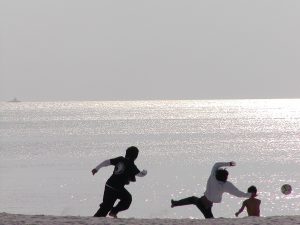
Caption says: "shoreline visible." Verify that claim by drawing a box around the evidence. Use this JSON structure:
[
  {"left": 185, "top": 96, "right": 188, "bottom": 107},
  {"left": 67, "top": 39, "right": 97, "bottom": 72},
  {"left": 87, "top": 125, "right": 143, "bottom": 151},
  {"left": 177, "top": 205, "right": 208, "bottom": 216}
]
[{"left": 1, "top": 213, "right": 300, "bottom": 225}]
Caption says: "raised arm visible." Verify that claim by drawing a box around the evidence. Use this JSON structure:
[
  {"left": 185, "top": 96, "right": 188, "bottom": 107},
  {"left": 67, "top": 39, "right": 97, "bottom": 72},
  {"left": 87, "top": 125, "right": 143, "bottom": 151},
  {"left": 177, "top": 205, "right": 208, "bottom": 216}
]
[
  {"left": 211, "top": 161, "right": 236, "bottom": 175},
  {"left": 91, "top": 159, "right": 111, "bottom": 175}
]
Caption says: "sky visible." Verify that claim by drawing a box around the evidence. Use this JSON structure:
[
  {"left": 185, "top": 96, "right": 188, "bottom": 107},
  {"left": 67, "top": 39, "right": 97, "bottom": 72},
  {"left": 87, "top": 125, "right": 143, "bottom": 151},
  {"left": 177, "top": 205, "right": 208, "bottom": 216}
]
[{"left": 0, "top": 0, "right": 300, "bottom": 102}]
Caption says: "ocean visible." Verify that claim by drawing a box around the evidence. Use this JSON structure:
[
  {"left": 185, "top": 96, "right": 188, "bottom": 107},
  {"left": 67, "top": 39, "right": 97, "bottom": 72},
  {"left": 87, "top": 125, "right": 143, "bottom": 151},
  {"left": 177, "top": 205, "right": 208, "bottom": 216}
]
[{"left": 0, "top": 99, "right": 299, "bottom": 219}]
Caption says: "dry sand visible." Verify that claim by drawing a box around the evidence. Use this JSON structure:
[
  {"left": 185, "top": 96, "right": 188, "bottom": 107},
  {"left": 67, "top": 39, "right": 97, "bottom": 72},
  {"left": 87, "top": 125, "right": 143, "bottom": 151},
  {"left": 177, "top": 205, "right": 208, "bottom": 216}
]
[{"left": 1, "top": 213, "right": 300, "bottom": 225}]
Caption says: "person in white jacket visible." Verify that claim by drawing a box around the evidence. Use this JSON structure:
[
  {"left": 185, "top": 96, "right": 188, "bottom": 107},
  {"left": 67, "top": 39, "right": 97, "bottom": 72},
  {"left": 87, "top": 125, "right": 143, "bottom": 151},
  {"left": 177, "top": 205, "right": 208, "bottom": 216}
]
[{"left": 171, "top": 161, "right": 253, "bottom": 218}]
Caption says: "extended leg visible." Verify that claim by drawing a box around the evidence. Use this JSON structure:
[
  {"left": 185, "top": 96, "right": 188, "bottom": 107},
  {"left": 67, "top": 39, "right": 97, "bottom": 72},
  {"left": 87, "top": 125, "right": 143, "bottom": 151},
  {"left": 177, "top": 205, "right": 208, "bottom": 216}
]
[
  {"left": 171, "top": 196, "right": 214, "bottom": 219},
  {"left": 171, "top": 196, "right": 199, "bottom": 207}
]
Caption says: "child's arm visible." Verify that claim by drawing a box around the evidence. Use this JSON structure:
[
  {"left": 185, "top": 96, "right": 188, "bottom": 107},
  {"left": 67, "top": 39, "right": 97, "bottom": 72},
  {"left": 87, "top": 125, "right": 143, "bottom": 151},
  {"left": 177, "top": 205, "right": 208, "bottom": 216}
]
[
  {"left": 235, "top": 201, "right": 246, "bottom": 217},
  {"left": 91, "top": 159, "right": 111, "bottom": 175}
]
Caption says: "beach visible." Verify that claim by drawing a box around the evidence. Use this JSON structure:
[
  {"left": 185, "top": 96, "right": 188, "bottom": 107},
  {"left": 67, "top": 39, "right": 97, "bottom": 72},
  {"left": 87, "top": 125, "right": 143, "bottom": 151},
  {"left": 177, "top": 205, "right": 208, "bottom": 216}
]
[{"left": 1, "top": 213, "right": 300, "bottom": 225}]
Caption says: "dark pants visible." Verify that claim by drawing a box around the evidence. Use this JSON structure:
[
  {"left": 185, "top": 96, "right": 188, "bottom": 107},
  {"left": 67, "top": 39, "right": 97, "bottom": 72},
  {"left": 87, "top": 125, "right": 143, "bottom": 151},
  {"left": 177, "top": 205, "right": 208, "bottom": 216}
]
[
  {"left": 172, "top": 196, "right": 214, "bottom": 218},
  {"left": 94, "top": 185, "right": 132, "bottom": 217}
]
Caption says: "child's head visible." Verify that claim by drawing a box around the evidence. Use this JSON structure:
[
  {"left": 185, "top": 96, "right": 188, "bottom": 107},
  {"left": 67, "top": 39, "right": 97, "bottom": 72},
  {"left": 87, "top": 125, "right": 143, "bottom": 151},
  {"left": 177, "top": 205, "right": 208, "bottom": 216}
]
[
  {"left": 216, "top": 169, "right": 229, "bottom": 182},
  {"left": 247, "top": 185, "right": 257, "bottom": 194},
  {"left": 125, "top": 146, "right": 139, "bottom": 161}
]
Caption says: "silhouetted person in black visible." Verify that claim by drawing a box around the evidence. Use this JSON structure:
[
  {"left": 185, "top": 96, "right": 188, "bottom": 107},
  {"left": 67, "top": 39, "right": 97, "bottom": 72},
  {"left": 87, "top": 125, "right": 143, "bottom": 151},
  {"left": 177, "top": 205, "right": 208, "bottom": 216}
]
[{"left": 92, "top": 146, "right": 147, "bottom": 218}]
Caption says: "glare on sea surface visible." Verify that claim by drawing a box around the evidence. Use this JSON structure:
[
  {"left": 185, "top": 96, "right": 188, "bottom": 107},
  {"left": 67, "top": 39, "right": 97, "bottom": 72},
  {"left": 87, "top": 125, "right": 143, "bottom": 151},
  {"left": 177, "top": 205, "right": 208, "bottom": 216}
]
[{"left": 0, "top": 99, "right": 299, "bottom": 218}]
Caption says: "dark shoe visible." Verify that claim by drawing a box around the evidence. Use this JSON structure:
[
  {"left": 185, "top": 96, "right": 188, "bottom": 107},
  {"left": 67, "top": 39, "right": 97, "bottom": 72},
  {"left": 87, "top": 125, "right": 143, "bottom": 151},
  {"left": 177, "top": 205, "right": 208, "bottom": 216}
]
[
  {"left": 109, "top": 212, "right": 118, "bottom": 218},
  {"left": 171, "top": 199, "right": 176, "bottom": 208}
]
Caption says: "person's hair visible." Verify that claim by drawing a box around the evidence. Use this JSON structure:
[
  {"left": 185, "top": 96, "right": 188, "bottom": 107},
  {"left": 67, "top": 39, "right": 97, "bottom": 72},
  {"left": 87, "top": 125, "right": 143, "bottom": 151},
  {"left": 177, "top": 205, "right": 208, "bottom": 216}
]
[
  {"left": 125, "top": 146, "right": 139, "bottom": 161},
  {"left": 247, "top": 185, "right": 257, "bottom": 194},
  {"left": 215, "top": 169, "right": 229, "bottom": 182}
]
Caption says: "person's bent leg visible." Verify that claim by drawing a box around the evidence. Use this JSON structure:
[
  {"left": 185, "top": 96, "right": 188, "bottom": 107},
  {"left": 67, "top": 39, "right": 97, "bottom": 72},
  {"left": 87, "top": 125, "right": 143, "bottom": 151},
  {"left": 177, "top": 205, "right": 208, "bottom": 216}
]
[
  {"left": 171, "top": 196, "right": 199, "bottom": 207},
  {"left": 109, "top": 188, "right": 132, "bottom": 217},
  {"left": 94, "top": 186, "right": 117, "bottom": 217},
  {"left": 195, "top": 196, "right": 214, "bottom": 219}
]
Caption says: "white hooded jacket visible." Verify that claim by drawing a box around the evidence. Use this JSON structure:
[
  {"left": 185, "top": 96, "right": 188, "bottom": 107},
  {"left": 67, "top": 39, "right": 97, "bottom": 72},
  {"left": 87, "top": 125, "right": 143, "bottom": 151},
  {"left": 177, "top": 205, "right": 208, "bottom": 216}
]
[{"left": 204, "top": 162, "right": 251, "bottom": 203}]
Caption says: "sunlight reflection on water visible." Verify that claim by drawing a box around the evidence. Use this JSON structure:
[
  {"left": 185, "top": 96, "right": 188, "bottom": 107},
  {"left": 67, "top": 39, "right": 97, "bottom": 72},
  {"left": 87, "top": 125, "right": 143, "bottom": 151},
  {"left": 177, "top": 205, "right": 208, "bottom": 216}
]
[{"left": 0, "top": 99, "right": 299, "bottom": 218}]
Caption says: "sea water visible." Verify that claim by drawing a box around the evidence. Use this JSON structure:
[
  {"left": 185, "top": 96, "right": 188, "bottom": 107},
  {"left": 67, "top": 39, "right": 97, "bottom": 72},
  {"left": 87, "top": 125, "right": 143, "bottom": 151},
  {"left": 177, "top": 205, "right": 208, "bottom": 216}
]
[{"left": 0, "top": 99, "right": 299, "bottom": 219}]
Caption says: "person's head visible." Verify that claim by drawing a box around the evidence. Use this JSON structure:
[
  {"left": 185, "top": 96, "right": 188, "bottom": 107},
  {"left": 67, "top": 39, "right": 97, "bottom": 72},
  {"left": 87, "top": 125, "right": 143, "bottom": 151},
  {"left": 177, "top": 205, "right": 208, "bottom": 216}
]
[
  {"left": 125, "top": 146, "right": 139, "bottom": 161},
  {"left": 247, "top": 186, "right": 257, "bottom": 194},
  {"left": 215, "top": 169, "right": 229, "bottom": 182}
]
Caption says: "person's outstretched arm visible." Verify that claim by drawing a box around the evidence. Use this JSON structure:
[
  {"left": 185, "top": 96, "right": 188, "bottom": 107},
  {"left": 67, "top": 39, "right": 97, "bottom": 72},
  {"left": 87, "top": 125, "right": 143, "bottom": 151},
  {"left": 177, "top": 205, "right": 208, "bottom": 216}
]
[
  {"left": 91, "top": 159, "right": 111, "bottom": 175},
  {"left": 225, "top": 182, "right": 252, "bottom": 198},
  {"left": 235, "top": 201, "right": 246, "bottom": 217},
  {"left": 136, "top": 169, "right": 147, "bottom": 177}
]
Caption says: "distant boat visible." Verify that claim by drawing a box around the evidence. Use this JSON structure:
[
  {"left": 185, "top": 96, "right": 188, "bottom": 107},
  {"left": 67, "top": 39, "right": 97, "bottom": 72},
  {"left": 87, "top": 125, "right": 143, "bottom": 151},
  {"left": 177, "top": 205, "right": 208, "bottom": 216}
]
[{"left": 8, "top": 97, "right": 21, "bottom": 102}]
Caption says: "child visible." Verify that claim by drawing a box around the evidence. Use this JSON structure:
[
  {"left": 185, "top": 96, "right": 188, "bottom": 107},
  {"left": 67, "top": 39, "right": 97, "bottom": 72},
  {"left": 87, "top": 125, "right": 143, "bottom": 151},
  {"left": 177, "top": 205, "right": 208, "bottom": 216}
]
[
  {"left": 92, "top": 146, "right": 147, "bottom": 218},
  {"left": 235, "top": 186, "right": 261, "bottom": 217},
  {"left": 171, "top": 161, "right": 253, "bottom": 218}
]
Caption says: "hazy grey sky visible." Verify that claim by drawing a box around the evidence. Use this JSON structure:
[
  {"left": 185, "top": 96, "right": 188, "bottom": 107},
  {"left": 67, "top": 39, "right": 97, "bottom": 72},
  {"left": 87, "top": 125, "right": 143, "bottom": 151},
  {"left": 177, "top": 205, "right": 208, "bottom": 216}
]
[{"left": 1, "top": 1, "right": 300, "bottom": 101}]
